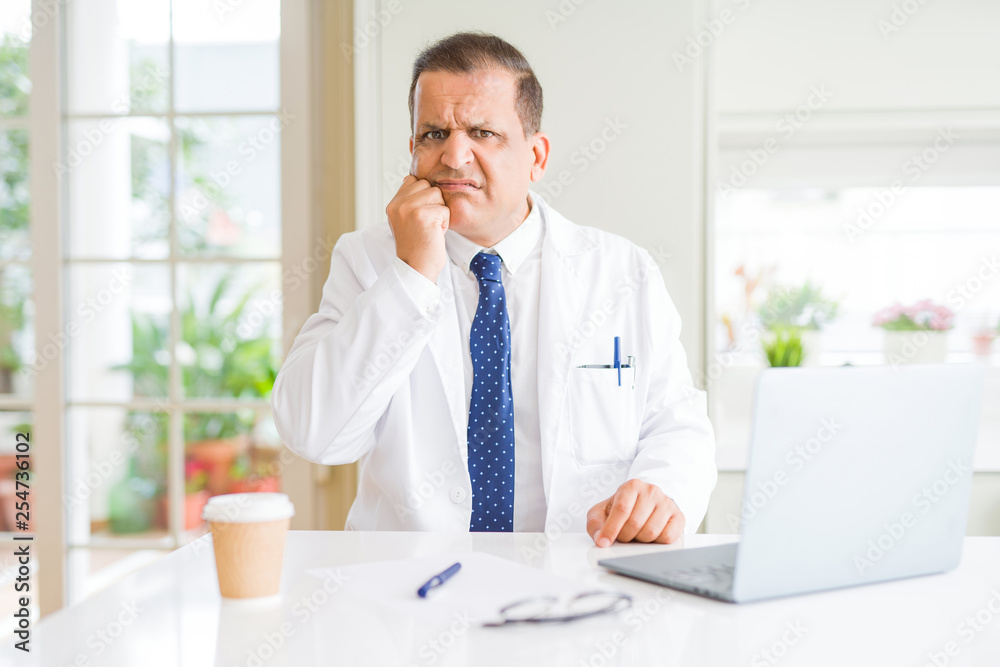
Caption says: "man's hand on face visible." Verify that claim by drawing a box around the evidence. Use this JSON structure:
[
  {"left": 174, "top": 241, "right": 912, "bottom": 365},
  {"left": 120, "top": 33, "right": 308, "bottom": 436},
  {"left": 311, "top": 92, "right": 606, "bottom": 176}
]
[
  {"left": 586, "top": 479, "right": 686, "bottom": 547},
  {"left": 386, "top": 175, "right": 450, "bottom": 283}
]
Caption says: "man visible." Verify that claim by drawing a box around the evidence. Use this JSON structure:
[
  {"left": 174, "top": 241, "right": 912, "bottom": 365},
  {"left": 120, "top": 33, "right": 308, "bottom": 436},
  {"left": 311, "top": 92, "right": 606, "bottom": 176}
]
[{"left": 272, "top": 32, "right": 716, "bottom": 546}]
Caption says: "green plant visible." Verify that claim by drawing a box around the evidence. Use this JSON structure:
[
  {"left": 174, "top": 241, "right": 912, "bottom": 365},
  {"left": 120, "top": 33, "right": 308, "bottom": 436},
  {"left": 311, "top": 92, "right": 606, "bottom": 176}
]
[
  {"left": 757, "top": 281, "right": 839, "bottom": 331},
  {"left": 0, "top": 36, "right": 31, "bottom": 384},
  {"left": 0, "top": 295, "right": 23, "bottom": 371},
  {"left": 180, "top": 272, "right": 279, "bottom": 401},
  {"left": 108, "top": 457, "right": 157, "bottom": 534},
  {"left": 0, "top": 264, "right": 28, "bottom": 358},
  {"left": 9, "top": 422, "right": 30, "bottom": 436},
  {"left": 113, "top": 415, "right": 169, "bottom": 495},
  {"left": 0, "top": 34, "right": 30, "bottom": 117},
  {"left": 113, "top": 270, "right": 279, "bottom": 443},
  {"left": 0, "top": 270, "right": 27, "bottom": 395},
  {"left": 763, "top": 328, "right": 805, "bottom": 367}
]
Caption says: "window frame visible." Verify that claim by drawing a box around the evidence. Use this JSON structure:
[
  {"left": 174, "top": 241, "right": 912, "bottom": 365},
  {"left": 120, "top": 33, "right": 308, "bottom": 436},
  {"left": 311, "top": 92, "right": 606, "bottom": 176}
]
[{"left": 22, "top": 0, "right": 317, "bottom": 615}]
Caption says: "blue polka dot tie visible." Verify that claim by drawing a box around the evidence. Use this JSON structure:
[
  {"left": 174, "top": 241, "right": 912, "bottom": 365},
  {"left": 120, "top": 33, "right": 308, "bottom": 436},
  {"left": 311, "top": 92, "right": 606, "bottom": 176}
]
[{"left": 467, "top": 252, "right": 515, "bottom": 532}]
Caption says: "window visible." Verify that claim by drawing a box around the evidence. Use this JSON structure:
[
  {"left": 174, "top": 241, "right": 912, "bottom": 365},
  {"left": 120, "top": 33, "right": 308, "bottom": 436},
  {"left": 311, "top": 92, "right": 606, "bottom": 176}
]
[
  {"left": 56, "top": 0, "right": 288, "bottom": 604},
  {"left": 0, "top": 0, "right": 36, "bottom": 623},
  {"left": 709, "top": 146, "right": 1000, "bottom": 471}
]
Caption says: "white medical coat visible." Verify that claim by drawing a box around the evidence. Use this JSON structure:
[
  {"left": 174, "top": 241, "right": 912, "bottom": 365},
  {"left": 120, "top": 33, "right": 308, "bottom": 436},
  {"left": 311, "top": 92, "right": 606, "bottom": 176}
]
[{"left": 271, "top": 191, "right": 717, "bottom": 534}]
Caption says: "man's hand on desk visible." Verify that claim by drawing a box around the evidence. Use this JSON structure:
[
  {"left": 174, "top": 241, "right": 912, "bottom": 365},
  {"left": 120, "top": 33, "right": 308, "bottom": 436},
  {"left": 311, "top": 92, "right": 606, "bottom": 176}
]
[
  {"left": 386, "top": 175, "right": 450, "bottom": 283},
  {"left": 586, "top": 479, "right": 685, "bottom": 547}
]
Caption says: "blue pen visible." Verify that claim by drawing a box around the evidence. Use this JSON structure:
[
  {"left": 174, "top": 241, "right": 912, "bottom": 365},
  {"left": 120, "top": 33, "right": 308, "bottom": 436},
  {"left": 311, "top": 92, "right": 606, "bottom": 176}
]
[
  {"left": 614, "top": 336, "right": 621, "bottom": 387},
  {"left": 417, "top": 562, "right": 462, "bottom": 598}
]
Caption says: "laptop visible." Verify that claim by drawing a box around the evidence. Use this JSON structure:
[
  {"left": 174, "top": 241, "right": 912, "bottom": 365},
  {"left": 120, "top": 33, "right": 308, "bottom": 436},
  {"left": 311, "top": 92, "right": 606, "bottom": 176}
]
[{"left": 598, "top": 364, "right": 984, "bottom": 603}]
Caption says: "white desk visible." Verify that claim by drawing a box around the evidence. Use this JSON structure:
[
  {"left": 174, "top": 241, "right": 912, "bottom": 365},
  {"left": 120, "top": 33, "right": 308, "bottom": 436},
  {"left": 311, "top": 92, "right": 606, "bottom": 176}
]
[{"left": 12, "top": 532, "right": 1000, "bottom": 666}]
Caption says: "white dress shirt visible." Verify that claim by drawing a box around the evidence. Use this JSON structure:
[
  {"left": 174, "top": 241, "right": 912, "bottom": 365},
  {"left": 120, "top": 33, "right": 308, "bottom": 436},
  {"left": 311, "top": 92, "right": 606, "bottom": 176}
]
[{"left": 392, "top": 194, "right": 547, "bottom": 531}]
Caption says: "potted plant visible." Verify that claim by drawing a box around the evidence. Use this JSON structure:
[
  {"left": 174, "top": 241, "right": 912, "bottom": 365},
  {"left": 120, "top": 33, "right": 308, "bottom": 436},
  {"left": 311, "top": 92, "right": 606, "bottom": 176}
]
[
  {"left": 762, "top": 327, "right": 805, "bottom": 368},
  {"left": 184, "top": 415, "right": 252, "bottom": 495},
  {"left": 970, "top": 318, "right": 997, "bottom": 358},
  {"left": 873, "top": 300, "right": 954, "bottom": 365},
  {"left": 112, "top": 270, "right": 280, "bottom": 502},
  {"left": 757, "top": 281, "right": 839, "bottom": 366}
]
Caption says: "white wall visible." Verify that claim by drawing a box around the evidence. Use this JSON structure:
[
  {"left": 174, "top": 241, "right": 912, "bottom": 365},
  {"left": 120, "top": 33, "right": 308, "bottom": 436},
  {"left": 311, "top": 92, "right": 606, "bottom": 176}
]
[
  {"left": 711, "top": 0, "right": 1000, "bottom": 187},
  {"left": 360, "top": 0, "right": 709, "bottom": 368},
  {"left": 713, "top": 0, "right": 1000, "bottom": 114}
]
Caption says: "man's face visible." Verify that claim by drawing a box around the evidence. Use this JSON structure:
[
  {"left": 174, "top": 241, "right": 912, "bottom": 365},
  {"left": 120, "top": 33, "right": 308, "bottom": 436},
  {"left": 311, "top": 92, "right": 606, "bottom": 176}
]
[{"left": 409, "top": 69, "right": 547, "bottom": 242}]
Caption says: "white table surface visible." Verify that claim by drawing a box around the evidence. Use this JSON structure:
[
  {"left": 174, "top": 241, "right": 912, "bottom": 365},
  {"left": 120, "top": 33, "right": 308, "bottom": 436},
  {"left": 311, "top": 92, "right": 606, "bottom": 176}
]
[{"left": 11, "top": 531, "right": 1000, "bottom": 666}]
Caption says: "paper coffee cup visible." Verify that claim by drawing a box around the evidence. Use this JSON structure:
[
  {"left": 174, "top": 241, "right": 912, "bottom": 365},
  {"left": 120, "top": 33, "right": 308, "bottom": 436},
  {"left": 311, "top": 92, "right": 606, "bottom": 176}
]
[{"left": 202, "top": 493, "right": 295, "bottom": 599}]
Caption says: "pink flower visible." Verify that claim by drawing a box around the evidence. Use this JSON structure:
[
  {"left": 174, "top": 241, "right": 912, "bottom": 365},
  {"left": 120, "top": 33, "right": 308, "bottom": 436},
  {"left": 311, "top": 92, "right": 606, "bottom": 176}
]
[
  {"left": 185, "top": 459, "right": 210, "bottom": 479},
  {"left": 874, "top": 300, "right": 955, "bottom": 331},
  {"left": 928, "top": 306, "right": 955, "bottom": 330}
]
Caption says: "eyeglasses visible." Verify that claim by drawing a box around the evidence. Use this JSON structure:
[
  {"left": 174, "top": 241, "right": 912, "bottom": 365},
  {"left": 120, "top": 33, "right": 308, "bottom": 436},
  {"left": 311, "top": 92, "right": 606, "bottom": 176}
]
[{"left": 481, "top": 590, "right": 633, "bottom": 627}]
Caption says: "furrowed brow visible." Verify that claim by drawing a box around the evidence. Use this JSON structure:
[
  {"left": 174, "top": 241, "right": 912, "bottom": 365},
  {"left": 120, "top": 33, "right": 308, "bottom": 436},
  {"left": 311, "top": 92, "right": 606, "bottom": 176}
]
[{"left": 416, "top": 119, "right": 492, "bottom": 134}]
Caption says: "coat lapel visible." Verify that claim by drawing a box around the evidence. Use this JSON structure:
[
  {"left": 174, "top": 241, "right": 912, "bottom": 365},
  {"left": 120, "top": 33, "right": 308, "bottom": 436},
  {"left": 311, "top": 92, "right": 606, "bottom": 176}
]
[
  {"left": 423, "top": 263, "right": 469, "bottom": 463},
  {"left": 534, "top": 193, "right": 599, "bottom": 503}
]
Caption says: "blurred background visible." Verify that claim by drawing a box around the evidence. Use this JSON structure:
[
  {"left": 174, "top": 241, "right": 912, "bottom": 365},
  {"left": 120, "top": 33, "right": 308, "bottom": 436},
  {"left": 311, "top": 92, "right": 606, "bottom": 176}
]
[{"left": 0, "top": 0, "right": 997, "bottom": 622}]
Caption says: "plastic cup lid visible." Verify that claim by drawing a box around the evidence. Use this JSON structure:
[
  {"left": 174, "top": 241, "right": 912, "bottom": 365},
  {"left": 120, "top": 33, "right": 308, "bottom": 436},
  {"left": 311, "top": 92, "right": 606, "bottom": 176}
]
[{"left": 202, "top": 492, "right": 295, "bottom": 524}]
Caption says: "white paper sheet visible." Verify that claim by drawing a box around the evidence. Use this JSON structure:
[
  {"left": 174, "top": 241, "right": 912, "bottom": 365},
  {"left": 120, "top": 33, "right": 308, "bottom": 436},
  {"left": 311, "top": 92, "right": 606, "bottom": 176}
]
[{"left": 305, "top": 552, "right": 613, "bottom": 624}]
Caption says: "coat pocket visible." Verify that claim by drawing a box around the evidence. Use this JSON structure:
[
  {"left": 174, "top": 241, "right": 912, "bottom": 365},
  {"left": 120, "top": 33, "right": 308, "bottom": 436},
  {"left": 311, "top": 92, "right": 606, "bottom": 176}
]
[{"left": 566, "top": 366, "right": 638, "bottom": 468}]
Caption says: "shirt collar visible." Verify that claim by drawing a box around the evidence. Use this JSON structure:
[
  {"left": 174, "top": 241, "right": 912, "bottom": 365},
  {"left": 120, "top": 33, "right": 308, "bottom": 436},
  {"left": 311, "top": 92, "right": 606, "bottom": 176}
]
[{"left": 446, "top": 193, "right": 543, "bottom": 278}]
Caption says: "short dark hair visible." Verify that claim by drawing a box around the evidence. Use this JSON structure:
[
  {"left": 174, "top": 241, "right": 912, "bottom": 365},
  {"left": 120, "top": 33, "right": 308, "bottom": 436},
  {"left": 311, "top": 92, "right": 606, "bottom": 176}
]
[{"left": 408, "top": 31, "right": 543, "bottom": 138}]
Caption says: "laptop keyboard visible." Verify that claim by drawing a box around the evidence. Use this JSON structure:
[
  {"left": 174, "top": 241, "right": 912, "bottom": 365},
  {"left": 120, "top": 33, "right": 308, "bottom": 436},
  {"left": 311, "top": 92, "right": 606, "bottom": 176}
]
[{"left": 664, "top": 564, "right": 735, "bottom": 589}]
